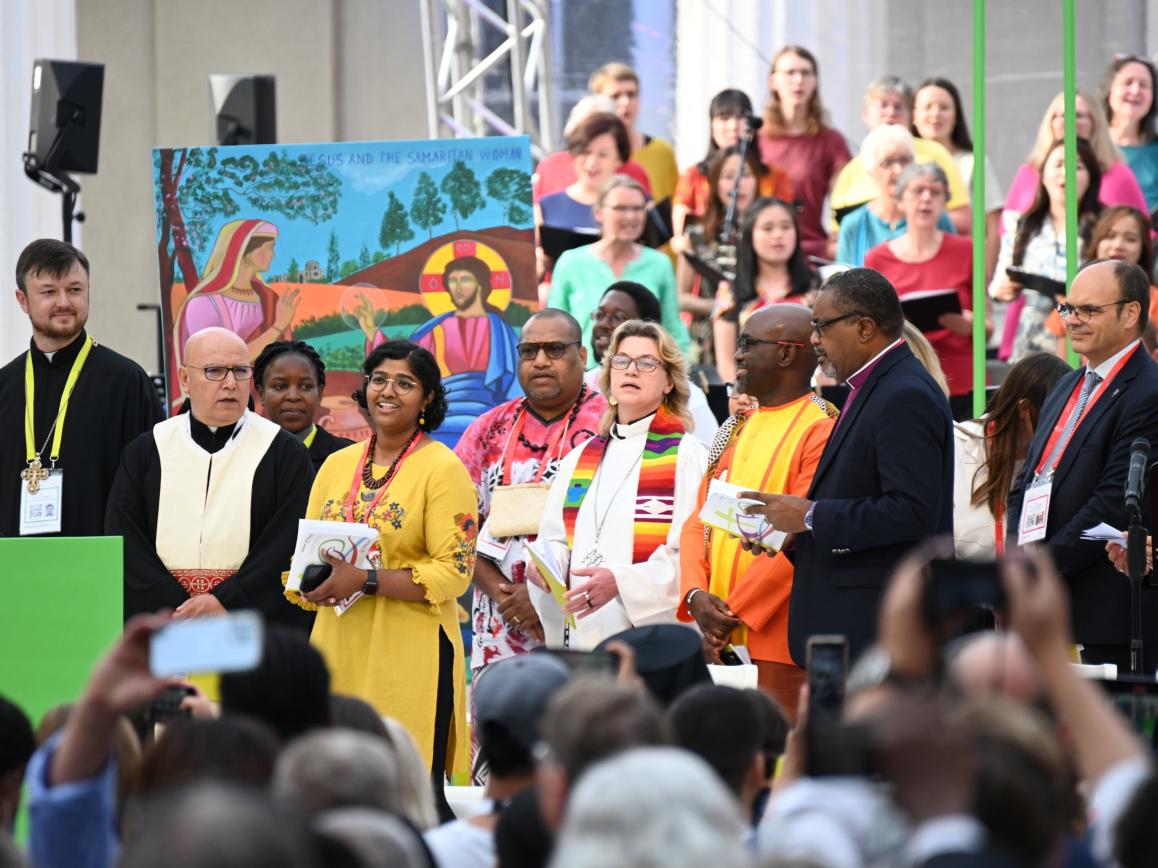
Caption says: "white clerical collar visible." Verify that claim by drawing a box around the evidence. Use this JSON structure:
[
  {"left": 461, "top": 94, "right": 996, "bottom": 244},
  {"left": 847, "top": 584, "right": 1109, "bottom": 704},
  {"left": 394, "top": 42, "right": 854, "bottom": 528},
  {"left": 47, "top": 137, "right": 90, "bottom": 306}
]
[
  {"left": 611, "top": 411, "right": 656, "bottom": 439},
  {"left": 845, "top": 338, "right": 904, "bottom": 390},
  {"left": 1089, "top": 339, "right": 1140, "bottom": 380}
]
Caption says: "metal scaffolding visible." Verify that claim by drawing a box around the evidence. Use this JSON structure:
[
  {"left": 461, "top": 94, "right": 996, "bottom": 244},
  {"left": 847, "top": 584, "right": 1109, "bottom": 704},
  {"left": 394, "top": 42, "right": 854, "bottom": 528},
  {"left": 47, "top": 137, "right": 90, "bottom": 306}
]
[{"left": 418, "top": 0, "right": 556, "bottom": 158}]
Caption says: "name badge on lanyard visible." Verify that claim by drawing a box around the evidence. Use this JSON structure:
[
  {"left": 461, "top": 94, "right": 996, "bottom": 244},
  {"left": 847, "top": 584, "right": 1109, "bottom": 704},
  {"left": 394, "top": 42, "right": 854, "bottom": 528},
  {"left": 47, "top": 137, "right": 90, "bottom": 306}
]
[
  {"left": 1017, "top": 476, "right": 1052, "bottom": 545},
  {"left": 20, "top": 469, "right": 63, "bottom": 535}
]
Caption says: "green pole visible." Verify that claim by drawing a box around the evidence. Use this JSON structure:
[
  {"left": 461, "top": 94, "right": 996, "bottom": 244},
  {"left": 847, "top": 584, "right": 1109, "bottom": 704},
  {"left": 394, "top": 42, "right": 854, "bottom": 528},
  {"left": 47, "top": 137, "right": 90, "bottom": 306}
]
[
  {"left": 971, "top": 0, "right": 987, "bottom": 419},
  {"left": 1063, "top": 0, "right": 1080, "bottom": 367}
]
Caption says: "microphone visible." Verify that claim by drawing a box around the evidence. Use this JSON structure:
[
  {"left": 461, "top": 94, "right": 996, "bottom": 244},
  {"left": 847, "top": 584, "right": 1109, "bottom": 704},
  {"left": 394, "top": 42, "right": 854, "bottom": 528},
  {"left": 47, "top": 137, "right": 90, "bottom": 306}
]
[{"left": 1125, "top": 437, "right": 1151, "bottom": 517}]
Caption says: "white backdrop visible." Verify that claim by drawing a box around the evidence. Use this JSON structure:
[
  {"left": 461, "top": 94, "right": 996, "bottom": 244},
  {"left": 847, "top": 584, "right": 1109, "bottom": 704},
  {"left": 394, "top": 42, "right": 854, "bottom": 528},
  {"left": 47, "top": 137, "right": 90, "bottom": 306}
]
[{"left": 0, "top": 0, "right": 79, "bottom": 361}]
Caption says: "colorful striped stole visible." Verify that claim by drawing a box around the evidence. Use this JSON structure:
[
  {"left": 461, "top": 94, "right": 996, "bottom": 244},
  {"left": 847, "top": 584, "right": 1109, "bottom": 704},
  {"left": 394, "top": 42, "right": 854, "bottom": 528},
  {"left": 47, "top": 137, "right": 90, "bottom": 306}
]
[{"left": 562, "top": 407, "right": 686, "bottom": 565}]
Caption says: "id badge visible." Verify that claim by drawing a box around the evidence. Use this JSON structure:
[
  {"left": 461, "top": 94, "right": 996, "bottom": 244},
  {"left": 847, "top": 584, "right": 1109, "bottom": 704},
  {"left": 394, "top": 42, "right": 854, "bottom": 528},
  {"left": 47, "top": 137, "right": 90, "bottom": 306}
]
[
  {"left": 20, "top": 470, "right": 63, "bottom": 536},
  {"left": 1017, "top": 477, "right": 1052, "bottom": 546},
  {"left": 476, "top": 520, "right": 514, "bottom": 562}
]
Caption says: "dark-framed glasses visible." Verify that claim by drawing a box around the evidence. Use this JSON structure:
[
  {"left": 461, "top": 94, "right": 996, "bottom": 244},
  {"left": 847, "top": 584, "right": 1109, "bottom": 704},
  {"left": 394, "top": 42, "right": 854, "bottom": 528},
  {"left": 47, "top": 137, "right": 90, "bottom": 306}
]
[
  {"left": 737, "top": 334, "right": 806, "bottom": 352},
  {"left": 610, "top": 353, "right": 664, "bottom": 374},
  {"left": 187, "top": 364, "right": 253, "bottom": 382},
  {"left": 1055, "top": 300, "right": 1132, "bottom": 323},
  {"left": 810, "top": 312, "right": 865, "bottom": 337},
  {"left": 517, "top": 341, "right": 581, "bottom": 361},
  {"left": 365, "top": 372, "right": 417, "bottom": 394}
]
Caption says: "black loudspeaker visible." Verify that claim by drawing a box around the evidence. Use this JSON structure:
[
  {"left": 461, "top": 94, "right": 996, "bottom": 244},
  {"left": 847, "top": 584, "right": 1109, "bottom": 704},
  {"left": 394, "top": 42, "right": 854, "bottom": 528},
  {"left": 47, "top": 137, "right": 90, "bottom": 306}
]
[
  {"left": 209, "top": 74, "right": 276, "bottom": 146},
  {"left": 27, "top": 59, "right": 104, "bottom": 174}
]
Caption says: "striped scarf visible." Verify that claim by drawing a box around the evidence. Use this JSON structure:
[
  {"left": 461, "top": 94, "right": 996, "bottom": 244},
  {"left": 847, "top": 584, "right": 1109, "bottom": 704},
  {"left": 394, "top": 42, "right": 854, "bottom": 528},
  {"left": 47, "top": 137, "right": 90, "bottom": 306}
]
[{"left": 562, "top": 407, "right": 686, "bottom": 565}]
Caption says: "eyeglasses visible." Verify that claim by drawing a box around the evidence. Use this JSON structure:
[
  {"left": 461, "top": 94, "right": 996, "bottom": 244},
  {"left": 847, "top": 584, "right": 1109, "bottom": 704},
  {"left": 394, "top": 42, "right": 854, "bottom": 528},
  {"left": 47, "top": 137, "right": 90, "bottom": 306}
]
[
  {"left": 1055, "top": 300, "right": 1133, "bottom": 323},
  {"left": 610, "top": 353, "right": 664, "bottom": 374},
  {"left": 810, "top": 312, "right": 865, "bottom": 336},
  {"left": 517, "top": 341, "right": 581, "bottom": 361},
  {"left": 737, "top": 334, "right": 806, "bottom": 352},
  {"left": 592, "top": 307, "right": 631, "bottom": 326},
  {"left": 186, "top": 365, "right": 253, "bottom": 381},
  {"left": 365, "top": 372, "right": 418, "bottom": 394}
]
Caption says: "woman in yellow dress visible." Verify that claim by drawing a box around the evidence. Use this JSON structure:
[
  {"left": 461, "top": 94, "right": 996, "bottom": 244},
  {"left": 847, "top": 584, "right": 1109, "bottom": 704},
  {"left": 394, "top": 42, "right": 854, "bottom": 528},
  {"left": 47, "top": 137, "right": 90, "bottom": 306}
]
[{"left": 293, "top": 339, "right": 477, "bottom": 807}]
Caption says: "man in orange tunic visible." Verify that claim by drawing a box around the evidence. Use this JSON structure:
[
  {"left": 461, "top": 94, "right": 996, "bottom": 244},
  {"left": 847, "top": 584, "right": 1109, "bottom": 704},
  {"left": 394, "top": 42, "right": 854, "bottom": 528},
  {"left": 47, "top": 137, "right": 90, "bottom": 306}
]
[{"left": 678, "top": 305, "right": 835, "bottom": 717}]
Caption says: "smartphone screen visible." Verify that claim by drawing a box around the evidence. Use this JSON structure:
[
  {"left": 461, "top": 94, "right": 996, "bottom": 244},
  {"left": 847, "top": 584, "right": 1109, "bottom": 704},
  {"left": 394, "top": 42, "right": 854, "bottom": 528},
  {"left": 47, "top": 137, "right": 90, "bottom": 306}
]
[
  {"left": 150, "top": 610, "right": 264, "bottom": 677},
  {"left": 806, "top": 635, "right": 848, "bottom": 720},
  {"left": 1099, "top": 677, "right": 1158, "bottom": 750},
  {"left": 924, "top": 559, "right": 1006, "bottom": 624}
]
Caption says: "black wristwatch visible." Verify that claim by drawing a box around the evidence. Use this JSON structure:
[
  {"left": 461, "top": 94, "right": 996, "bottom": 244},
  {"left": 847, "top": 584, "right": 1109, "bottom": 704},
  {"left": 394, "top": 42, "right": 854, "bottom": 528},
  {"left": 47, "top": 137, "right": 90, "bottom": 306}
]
[{"left": 362, "top": 569, "right": 379, "bottom": 597}]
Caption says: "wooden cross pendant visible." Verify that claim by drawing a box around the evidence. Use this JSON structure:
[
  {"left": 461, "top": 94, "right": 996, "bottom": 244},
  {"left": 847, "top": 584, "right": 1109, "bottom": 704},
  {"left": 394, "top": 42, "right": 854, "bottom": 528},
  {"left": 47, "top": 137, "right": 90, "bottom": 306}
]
[{"left": 21, "top": 459, "right": 48, "bottom": 494}]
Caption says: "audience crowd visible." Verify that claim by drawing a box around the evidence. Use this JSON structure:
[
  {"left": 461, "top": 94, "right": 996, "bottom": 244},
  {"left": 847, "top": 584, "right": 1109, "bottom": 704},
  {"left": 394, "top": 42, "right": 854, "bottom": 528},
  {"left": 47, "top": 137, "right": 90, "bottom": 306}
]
[{"left": 7, "top": 46, "right": 1158, "bottom": 868}]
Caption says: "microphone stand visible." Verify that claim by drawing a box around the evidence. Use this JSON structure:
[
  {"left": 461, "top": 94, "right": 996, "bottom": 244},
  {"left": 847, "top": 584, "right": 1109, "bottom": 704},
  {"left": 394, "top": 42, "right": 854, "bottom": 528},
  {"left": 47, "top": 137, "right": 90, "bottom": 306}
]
[{"left": 1127, "top": 502, "right": 1146, "bottom": 675}]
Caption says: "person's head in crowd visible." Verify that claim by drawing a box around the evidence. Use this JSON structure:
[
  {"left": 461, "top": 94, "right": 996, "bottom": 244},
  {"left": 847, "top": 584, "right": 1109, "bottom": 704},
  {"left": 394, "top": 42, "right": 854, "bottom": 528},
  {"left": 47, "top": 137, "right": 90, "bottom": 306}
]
[
  {"left": 744, "top": 688, "right": 790, "bottom": 781},
  {"left": 550, "top": 747, "right": 751, "bottom": 868},
  {"left": 1014, "top": 138, "right": 1102, "bottom": 268},
  {"left": 564, "top": 113, "right": 631, "bottom": 200},
  {"left": 597, "top": 319, "right": 693, "bottom": 435},
  {"left": 590, "top": 281, "right": 662, "bottom": 365},
  {"left": 1064, "top": 259, "right": 1149, "bottom": 366},
  {"left": 735, "top": 197, "right": 815, "bottom": 311},
  {"left": 901, "top": 320, "right": 950, "bottom": 397},
  {"left": 588, "top": 62, "right": 642, "bottom": 135},
  {"left": 273, "top": 729, "right": 403, "bottom": 818},
  {"left": 474, "top": 654, "right": 570, "bottom": 796},
  {"left": 764, "top": 45, "right": 828, "bottom": 136},
  {"left": 947, "top": 633, "right": 1044, "bottom": 705},
  {"left": 861, "top": 75, "right": 913, "bottom": 130},
  {"left": 561, "top": 94, "right": 617, "bottom": 139},
  {"left": 1083, "top": 205, "right": 1155, "bottom": 277},
  {"left": 254, "top": 339, "right": 328, "bottom": 435},
  {"left": 966, "top": 352, "right": 1071, "bottom": 520},
  {"left": 596, "top": 625, "right": 712, "bottom": 707},
  {"left": 911, "top": 77, "right": 973, "bottom": 153},
  {"left": 702, "top": 144, "right": 765, "bottom": 242},
  {"left": 218, "top": 626, "right": 331, "bottom": 745},
  {"left": 1115, "top": 771, "right": 1158, "bottom": 868},
  {"left": 701, "top": 88, "right": 757, "bottom": 165},
  {"left": 734, "top": 304, "right": 816, "bottom": 406},
  {"left": 860, "top": 124, "right": 915, "bottom": 206},
  {"left": 352, "top": 340, "right": 447, "bottom": 436},
  {"left": 537, "top": 677, "right": 671, "bottom": 831},
  {"left": 894, "top": 161, "right": 950, "bottom": 234},
  {"left": 330, "top": 693, "right": 390, "bottom": 740},
  {"left": 1103, "top": 54, "right": 1158, "bottom": 145},
  {"left": 669, "top": 685, "right": 765, "bottom": 821},
  {"left": 379, "top": 717, "right": 439, "bottom": 831},
  {"left": 121, "top": 782, "right": 320, "bottom": 868},
  {"left": 594, "top": 174, "right": 648, "bottom": 246},
  {"left": 810, "top": 267, "right": 905, "bottom": 382},
  {"left": 960, "top": 699, "right": 1072, "bottom": 867},
  {"left": 314, "top": 808, "right": 435, "bottom": 868},
  {"left": 0, "top": 696, "right": 34, "bottom": 833},
  {"left": 1028, "top": 90, "right": 1120, "bottom": 172},
  {"left": 14, "top": 238, "right": 90, "bottom": 350},
  {"left": 179, "top": 327, "right": 252, "bottom": 427},
  {"left": 517, "top": 308, "right": 587, "bottom": 417},
  {"left": 133, "top": 716, "right": 280, "bottom": 799}
]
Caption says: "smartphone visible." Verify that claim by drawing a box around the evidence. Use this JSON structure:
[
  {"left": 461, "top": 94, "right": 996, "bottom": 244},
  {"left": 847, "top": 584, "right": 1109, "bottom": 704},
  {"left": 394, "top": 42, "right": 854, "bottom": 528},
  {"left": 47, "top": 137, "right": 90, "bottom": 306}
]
[
  {"left": 1098, "top": 676, "right": 1158, "bottom": 750},
  {"left": 539, "top": 648, "right": 618, "bottom": 677},
  {"left": 806, "top": 635, "right": 849, "bottom": 722},
  {"left": 150, "top": 610, "right": 264, "bottom": 677},
  {"left": 300, "top": 563, "right": 332, "bottom": 594},
  {"left": 923, "top": 559, "right": 1006, "bottom": 626}
]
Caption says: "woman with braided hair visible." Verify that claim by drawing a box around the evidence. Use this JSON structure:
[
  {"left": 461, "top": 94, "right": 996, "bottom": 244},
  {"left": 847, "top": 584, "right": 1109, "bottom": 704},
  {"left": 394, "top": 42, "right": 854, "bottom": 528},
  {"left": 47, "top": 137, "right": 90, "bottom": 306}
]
[{"left": 254, "top": 340, "right": 354, "bottom": 471}]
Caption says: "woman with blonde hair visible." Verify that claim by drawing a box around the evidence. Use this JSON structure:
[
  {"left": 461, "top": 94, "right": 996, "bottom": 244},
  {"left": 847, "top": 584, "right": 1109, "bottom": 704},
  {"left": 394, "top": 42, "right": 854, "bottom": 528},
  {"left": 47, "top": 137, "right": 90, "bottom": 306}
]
[
  {"left": 1002, "top": 90, "right": 1146, "bottom": 225},
  {"left": 528, "top": 320, "right": 708, "bottom": 649}
]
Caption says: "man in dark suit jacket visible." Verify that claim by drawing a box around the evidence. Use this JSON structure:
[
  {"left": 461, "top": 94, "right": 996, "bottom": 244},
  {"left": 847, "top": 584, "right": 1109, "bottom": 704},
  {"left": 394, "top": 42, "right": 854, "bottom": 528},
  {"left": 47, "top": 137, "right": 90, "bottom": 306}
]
[
  {"left": 743, "top": 268, "right": 954, "bottom": 665},
  {"left": 1008, "top": 259, "right": 1158, "bottom": 671}
]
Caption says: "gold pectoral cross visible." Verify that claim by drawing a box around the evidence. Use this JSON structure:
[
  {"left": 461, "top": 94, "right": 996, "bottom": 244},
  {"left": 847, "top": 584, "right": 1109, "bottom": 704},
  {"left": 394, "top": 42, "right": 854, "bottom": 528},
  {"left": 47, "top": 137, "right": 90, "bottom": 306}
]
[{"left": 21, "top": 458, "right": 48, "bottom": 494}]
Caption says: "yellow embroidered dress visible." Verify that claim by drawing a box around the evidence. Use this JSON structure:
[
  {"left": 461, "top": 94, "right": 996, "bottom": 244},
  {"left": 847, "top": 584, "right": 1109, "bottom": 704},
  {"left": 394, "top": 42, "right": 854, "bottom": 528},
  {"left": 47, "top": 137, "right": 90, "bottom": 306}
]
[{"left": 304, "top": 439, "right": 477, "bottom": 777}]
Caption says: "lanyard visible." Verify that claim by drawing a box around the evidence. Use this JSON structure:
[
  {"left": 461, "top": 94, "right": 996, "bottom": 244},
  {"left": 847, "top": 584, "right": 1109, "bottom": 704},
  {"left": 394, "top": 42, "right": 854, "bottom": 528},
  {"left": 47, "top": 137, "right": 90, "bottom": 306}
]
[
  {"left": 24, "top": 335, "right": 94, "bottom": 464},
  {"left": 303, "top": 425, "right": 318, "bottom": 449},
  {"left": 1034, "top": 345, "right": 1137, "bottom": 478},
  {"left": 497, "top": 400, "right": 577, "bottom": 486},
  {"left": 343, "top": 433, "right": 424, "bottom": 521}
]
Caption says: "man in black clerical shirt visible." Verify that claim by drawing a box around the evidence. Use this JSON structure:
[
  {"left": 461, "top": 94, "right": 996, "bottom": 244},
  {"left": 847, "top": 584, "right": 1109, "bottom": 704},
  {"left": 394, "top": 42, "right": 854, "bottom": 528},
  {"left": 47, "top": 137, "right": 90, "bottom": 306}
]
[
  {"left": 0, "top": 239, "right": 161, "bottom": 537},
  {"left": 106, "top": 327, "right": 314, "bottom": 630}
]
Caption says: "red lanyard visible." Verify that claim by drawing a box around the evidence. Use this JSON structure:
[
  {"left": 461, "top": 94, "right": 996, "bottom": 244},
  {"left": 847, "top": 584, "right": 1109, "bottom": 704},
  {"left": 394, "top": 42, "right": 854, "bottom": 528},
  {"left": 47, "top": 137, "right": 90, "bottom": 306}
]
[
  {"left": 1034, "top": 345, "right": 1137, "bottom": 477},
  {"left": 497, "top": 402, "right": 576, "bottom": 485},
  {"left": 344, "top": 434, "right": 425, "bottom": 520}
]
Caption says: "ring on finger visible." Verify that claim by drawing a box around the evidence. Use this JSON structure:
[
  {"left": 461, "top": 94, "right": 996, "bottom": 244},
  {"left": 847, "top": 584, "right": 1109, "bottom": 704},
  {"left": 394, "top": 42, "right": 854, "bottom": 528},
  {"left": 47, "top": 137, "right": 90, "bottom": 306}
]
[
  {"left": 582, "top": 590, "right": 590, "bottom": 601},
  {"left": 587, "top": 597, "right": 594, "bottom": 609},
  {"left": 512, "top": 615, "right": 521, "bottom": 624}
]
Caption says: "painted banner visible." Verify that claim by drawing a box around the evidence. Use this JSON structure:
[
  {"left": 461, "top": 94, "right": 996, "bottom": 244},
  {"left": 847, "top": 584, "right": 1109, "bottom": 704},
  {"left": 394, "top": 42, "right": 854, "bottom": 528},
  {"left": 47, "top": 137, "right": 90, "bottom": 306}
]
[{"left": 152, "top": 136, "right": 536, "bottom": 446}]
